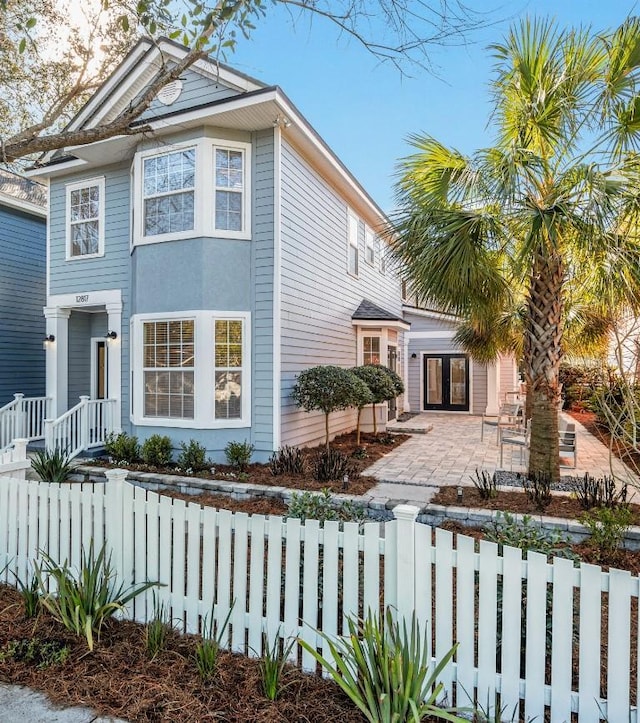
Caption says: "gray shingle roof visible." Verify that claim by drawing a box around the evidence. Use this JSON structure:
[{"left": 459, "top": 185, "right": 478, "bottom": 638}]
[
  {"left": 352, "top": 299, "right": 404, "bottom": 322},
  {"left": 0, "top": 169, "right": 47, "bottom": 208}
]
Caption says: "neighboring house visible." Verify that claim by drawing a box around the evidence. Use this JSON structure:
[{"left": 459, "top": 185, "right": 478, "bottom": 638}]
[
  {"left": 0, "top": 170, "right": 47, "bottom": 406},
  {"left": 18, "top": 37, "right": 409, "bottom": 461}
]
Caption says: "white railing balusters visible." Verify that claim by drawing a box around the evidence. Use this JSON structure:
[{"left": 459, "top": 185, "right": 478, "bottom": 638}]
[
  {"left": 0, "top": 394, "right": 50, "bottom": 450},
  {"left": 45, "top": 397, "right": 116, "bottom": 459}
]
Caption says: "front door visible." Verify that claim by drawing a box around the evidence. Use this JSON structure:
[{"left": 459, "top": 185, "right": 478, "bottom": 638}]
[
  {"left": 92, "top": 339, "right": 108, "bottom": 400},
  {"left": 423, "top": 354, "right": 469, "bottom": 411},
  {"left": 387, "top": 345, "right": 398, "bottom": 420}
]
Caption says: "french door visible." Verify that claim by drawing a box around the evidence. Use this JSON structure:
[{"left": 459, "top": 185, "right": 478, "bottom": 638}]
[{"left": 423, "top": 354, "right": 469, "bottom": 411}]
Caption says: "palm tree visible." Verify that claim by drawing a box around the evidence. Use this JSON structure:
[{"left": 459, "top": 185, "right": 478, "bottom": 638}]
[{"left": 391, "top": 17, "right": 640, "bottom": 479}]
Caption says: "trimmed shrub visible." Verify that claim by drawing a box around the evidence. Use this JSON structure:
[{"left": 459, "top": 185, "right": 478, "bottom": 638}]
[
  {"left": 225, "top": 440, "right": 254, "bottom": 470},
  {"left": 351, "top": 365, "right": 394, "bottom": 437},
  {"left": 177, "top": 439, "right": 209, "bottom": 472},
  {"left": 105, "top": 432, "right": 140, "bottom": 462},
  {"left": 141, "top": 435, "right": 173, "bottom": 467},
  {"left": 291, "top": 365, "right": 372, "bottom": 450}
]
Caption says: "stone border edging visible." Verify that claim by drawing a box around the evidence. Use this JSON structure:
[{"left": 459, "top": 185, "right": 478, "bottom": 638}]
[{"left": 73, "top": 464, "right": 640, "bottom": 550}]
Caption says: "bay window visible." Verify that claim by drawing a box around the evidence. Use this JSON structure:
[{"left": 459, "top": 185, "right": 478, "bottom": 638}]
[
  {"left": 132, "top": 310, "right": 250, "bottom": 428},
  {"left": 134, "top": 139, "right": 251, "bottom": 245}
]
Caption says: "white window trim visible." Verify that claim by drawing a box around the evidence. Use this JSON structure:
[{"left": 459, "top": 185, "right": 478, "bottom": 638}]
[
  {"left": 132, "top": 138, "right": 252, "bottom": 247},
  {"left": 65, "top": 176, "right": 105, "bottom": 260},
  {"left": 131, "top": 309, "right": 251, "bottom": 429},
  {"left": 347, "top": 211, "right": 359, "bottom": 278},
  {"left": 364, "top": 226, "right": 375, "bottom": 266}
]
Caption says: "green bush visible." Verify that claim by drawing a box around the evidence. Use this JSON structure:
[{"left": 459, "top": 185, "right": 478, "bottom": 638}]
[
  {"left": 224, "top": 440, "right": 254, "bottom": 470},
  {"left": 369, "top": 363, "right": 405, "bottom": 396},
  {"left": 141, "top": 434, "right": 173, "bottom": 467},
  {"left": 291, "top": 365, "right": 372, "bottom": 450},
  {"left": 31, "top": 447, "right": 74, "bottom": 484},
  {"left": 287, "top": 488, "right": 366, "bottom": 524},
  {"left": 298, "top": 608, "right": 465, "bottom": 723},
  {"left": 559, "top": 363, "right": 608, "bottom": 410},
  {"left": 0, "top": 638, "right": 70, "bottom": 669},
  {"left": 580, "top": 506, "right": 633, "bottom": 559},
  {"left": 485, "top": 512, "right": 577, "bottom": 560},
  {"left": 177, "top": 439, "right": 209, "bottom": 472},
  {"left": 104, "top": 432, "right": 140, "bottom": 462},
  {"left": 34, "top": 541, "right": 157, "bottom": 651},
  {"left": 269, "top": 446, "right": 305, "bottom": 476}
]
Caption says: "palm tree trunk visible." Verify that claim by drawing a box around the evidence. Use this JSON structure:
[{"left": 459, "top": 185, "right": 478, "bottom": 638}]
[{"left": 525, "top": 248, "right": 564, "bottom": 481}]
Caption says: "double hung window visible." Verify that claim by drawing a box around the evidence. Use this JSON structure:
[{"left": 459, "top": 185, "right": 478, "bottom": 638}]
[
  {"left": 143, "top": 149, "right": 196, "bottom": 237},
  {"left": 66, "top": 178, "right": 105, "bottom": 258}
]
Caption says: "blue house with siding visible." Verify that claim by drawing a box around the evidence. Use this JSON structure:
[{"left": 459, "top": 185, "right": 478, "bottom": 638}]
[
  {"left": 0, "top": 170, "right": 46, "bottom": 408},
  {"left": 11, "top": 38, "right": 508, "bottom": 461}
]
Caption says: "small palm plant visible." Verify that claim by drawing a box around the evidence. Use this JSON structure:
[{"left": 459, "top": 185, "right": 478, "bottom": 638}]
[
  {"left": 35, "top": 540, "right": 157, "bottom": 651},
  {"left": 31, "top": 447, "right": 74, "bottom": 484},
  {"left": 299, "top": 607, "right": 466, "bottom": 723}
]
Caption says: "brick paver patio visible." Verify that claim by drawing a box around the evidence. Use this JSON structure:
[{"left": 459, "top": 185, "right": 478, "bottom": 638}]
[{"left": 365, "top": 413, "right": 639, "bottom": 490}]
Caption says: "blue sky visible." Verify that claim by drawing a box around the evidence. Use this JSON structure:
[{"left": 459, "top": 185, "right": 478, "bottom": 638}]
[{"left": 233, "top": 0, "right": 640, "bottom": 212}]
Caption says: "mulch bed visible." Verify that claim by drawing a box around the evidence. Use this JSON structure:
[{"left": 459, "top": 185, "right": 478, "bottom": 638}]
[
  {"left": 160, "top": 491, "right": 288, "bottom": 516},
  {"left": 88, "top": 432, "right": 410, "bottom": 497},
  {"left": 568, "top": 408, "right": 640, "bottom": 477},
  {"left": 433, "top": 485, "right": 640, "bottom": 524},
  {"left": 0, "top": 585, "right": 365, "bottom": 722}
]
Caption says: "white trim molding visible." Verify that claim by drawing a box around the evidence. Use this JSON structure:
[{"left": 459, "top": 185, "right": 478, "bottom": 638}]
[
  {"left": 272, "top": 125, "right": 282, "bottom": 450},
  {"left": 0, "top": 191, "right": 47, "bottom": 218},
  {"left": 130, "top": 309, "right": 251, "bottom": 429}
]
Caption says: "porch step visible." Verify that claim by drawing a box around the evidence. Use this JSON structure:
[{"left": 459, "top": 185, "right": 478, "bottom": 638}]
[{"left": 27, "top": 439, "right": 106, "bottom": 458}]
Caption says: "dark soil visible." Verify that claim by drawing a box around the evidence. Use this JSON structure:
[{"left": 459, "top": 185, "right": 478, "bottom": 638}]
[
  {"left": 0, "top": 585, "right": 365, "bottom": 722},
  {"left": 89, "top": 432, "right": 410, "bottom": 497},
  {"left": 160, "top": 490, "right": 288, "bottom": 516},
  {"left": 433, "top": 485, "right": 640, "bottom": 524}
]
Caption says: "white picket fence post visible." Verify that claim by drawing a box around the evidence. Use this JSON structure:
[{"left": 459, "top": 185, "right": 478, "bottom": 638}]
[
  {"left": 104, "top": 468, "right": 129, "bottom": 608},
  {"left": 392, "top": 504, "right": 419, "bottom": 625}
]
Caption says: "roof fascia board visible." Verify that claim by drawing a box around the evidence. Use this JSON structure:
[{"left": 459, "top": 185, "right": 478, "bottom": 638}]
[
  {"left": 0, "top": 191, "right": 47, "bottom": 217},
  {"left": 352, "top": 318, "right": 411, "bottom": 330},
  {"left": 402, "top": 305, "right": 460, "bottom": 323},
  {"left": 25, "top": 158, "right": 88, "bottom": 179}
]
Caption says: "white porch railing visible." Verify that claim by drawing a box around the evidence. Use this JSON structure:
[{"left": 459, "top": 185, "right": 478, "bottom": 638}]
[
  {"left": 0, "top": 393, "right": 50, "bottom": 450},
  {"left": 0, "top": 438, "right": 30, "bottom": 480},
  {"left": 44, "top": 396, "right": 116, "bottom": 459}
]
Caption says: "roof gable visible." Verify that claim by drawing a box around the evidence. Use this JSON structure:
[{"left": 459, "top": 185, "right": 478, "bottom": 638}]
[{"left": 65, "top": 38, "right": 266, "bottom": 135}]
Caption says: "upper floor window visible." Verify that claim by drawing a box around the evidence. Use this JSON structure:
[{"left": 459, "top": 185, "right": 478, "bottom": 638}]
[
  {"left": 377, "top": 237, "right": 387, "bottom": 274},
  {"left": 143, "top": 149, "right": 195, "bottom": 237},
  {"left": 214, "top": 148, "right": 244, "bottom": 232},
  {"left": 66, "top": 177, "right": 105, "bottom": 259},
  {"left": 348, "top": 213, "right": 359, "bottom": 277},
  {"left": 134, "top": 139, "right": 251, "bottom": 246},
  {"left": 365, "top": 227, "right": 375, "bottom": 265}
]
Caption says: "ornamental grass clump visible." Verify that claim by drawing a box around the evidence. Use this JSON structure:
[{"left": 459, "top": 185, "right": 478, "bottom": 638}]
[
  {"left": 269, "top": 445, "right": 306, "bottom": 476},
  {"left": 299, "top": 607, "right": 465, "bottom": 723},
  {"left": 194, "top": 604, "right": 234, "bottom": 681},
  {"left": 259, "top": 631, "right": 296, "bottom": 701},
  {"left": 31, "top": 447, "right": 74, "bottom": 484},
  {"left": 34, "top": 541, "right": 157, "bottom": 651}
]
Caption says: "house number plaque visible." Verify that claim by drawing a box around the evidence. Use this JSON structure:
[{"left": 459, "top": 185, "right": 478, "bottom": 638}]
[{"left": 75, "top": 294, "right": 89, "bottom": 303}]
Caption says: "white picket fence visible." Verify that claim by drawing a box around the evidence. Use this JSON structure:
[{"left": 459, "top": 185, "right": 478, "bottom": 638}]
[{"left": 0, "top": 470, "right": 638, "bottom": 722}]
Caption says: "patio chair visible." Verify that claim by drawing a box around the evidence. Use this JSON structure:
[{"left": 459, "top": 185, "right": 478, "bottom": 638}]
[
  {"left": 499, "top": 423, "right": 530, "bottom": 468},
  {"left": 481, "top": 402, "right": 522, "bottom": 444},
  {"left": 559, "top": 423, "right": 577, "bottom": 468}
]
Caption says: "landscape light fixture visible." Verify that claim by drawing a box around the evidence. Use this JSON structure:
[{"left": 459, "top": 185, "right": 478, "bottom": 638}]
[{"left": 105, "top": 331, "right": 118, "bottom": 340}]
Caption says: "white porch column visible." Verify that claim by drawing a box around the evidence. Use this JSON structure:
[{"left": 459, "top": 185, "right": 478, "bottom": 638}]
[
  {"left": 43, "top": 306, "right": 70, "bottom": 417},
  {"left": 106, "top": 301, "right": 123, "bottom": 432},
  {"left": 485, "top": 357, "right": 501, "bottom": 416}
]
